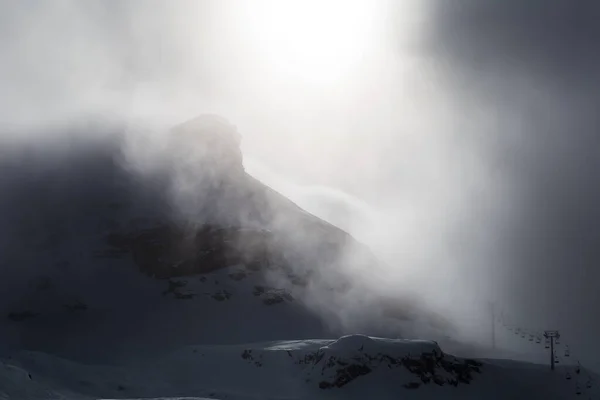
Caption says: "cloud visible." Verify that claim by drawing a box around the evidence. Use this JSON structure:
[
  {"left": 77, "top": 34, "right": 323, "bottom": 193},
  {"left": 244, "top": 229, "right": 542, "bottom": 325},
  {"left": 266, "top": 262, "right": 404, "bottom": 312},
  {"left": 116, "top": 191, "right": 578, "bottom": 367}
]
[{"left": 2, "top": 0, "right": 600, "bottom": 369}]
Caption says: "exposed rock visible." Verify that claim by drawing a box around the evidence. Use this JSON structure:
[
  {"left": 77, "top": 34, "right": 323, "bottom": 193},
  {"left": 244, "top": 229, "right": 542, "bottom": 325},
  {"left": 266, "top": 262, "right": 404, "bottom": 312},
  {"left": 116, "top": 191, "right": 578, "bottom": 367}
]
[
  {"left": 288, "top": 273, "right": 310, "bottom": 287},
  {"left": 321, "top": 364, "right": 373, "bottom": 389},
  {"left": 253, "top": 285, "right": 266, "bottom": 296},
  {"left": 251, "top": 285, "right": 293, "bottom": 305},
  {"left": 162, "top": 279, "right": 187, "bottom": 295},
  {"left": 211, "top": 290, "right": 232, "bottom": 301},
  {"left": 261, "top": 290, "right": 293, "bottom": 305},
  {"left": 241, "top": 349, "right": 253, "bottom": 360},
  {"left": 162, "top": 279, "right": 196, "bottom": 299},
  {"left": 106, "top": 225, "right": 272, "bottom": 279},
  {"left": 7, "top": 311, "right": 38, "bottom": 322},
  {"left": 296, "top": 337, "right": 482, "bottom": 390}
]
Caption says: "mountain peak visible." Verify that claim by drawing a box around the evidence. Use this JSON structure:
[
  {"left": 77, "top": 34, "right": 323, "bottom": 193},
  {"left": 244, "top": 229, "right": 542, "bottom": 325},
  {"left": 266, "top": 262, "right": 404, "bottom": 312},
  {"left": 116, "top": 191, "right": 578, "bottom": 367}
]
[{"left": 168, "top": 114, "right": 244, "bottom": 176}]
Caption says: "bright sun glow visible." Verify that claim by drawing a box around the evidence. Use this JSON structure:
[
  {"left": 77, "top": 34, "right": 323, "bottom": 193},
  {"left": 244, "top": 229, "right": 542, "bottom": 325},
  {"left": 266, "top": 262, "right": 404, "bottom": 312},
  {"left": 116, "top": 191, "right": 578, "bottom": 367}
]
[{"left": 236, "top": 0, "right": 384, "bottom": 84}]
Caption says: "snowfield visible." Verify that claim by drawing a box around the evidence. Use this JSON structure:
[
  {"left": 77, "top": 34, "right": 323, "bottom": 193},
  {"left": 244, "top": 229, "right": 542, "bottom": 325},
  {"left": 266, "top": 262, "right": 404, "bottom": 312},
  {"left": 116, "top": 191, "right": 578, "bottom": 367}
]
[
  {"left": 0, "top": 116, "right": 595, "bottom": 399},
  {"left": 1, "top": 334, "right": 598, "bottom": 399}
]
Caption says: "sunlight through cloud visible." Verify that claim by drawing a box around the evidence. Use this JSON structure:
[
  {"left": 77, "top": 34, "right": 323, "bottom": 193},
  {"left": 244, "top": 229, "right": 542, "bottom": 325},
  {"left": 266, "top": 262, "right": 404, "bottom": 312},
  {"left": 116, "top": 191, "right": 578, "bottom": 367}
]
[{"left": 234, "top": 0, "right": 385, "bottom": 85}]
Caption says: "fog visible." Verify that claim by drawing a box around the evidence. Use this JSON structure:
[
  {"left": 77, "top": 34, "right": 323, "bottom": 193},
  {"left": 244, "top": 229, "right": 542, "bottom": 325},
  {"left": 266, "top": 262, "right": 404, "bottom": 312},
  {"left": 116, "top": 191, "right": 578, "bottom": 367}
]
[{"left": 1, "top": 0, "right": 600, "bottom": 371}]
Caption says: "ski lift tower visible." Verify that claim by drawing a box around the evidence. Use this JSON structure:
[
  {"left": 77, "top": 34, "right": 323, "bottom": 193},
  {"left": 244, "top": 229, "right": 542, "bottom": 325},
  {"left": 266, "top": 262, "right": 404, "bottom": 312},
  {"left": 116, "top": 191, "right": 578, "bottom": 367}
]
[
  {"left": 544, "top": 330, "right": 560, "bottom": 370},
  {"left": 488, "top": 301, "right": 496, "bottom": 349}
]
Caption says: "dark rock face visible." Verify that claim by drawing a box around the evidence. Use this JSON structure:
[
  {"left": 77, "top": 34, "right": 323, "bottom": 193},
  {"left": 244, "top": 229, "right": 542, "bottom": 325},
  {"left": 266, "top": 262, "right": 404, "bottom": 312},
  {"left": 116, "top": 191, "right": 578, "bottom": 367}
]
[
  {"left": 107, "top": 225, "right": 272, "bottom": 279},
  {"left": 252, "top": 286, "right": 294, "bottom": 305},
  {"left": 99, "top": 114, "right": 357, "bottom": 281},
  {"left": 319, "top": 364, "right": 373, "bottom": 389},
  {"left": 99, "top": 114, "right": 291, "bottom": 277},
  {"left": 7, "top": 311, "right": 38, "bottom": 322},
  {"left": 314, "top": 350, "right": 482, "bottom": 389},
  {"left": 239, "top": 338, "right": 483, "bottom": 391}
]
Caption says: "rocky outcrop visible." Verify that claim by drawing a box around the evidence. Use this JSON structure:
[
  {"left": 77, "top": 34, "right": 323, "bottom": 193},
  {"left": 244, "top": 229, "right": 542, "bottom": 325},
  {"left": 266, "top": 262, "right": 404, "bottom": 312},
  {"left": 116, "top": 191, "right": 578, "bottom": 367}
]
[
  {"left": 239, "top": 335, "right": 482, "bottom": 390},
  {"left": 94, "top": 114, "right": 370, "bottom": 284},
  {"left": 252, "top": 285, "right": 294, "bottom": 305},
  {"left": 106, "top": 224, "right": 273, "bottom": 279}
]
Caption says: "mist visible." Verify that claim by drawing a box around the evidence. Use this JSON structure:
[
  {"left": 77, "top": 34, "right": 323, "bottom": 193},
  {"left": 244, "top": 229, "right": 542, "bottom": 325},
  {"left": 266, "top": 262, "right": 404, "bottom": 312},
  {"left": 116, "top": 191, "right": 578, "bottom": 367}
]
[{"left": 1, "top": 0, "right": 600, "bottom": 371}]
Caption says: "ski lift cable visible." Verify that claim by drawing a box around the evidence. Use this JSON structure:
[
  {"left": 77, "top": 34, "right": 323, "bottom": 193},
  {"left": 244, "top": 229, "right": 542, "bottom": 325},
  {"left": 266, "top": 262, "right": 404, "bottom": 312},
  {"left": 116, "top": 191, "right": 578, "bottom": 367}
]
[
  {"left": 498, "top": 311, "right": 596, "bottom": 395},
  {"left": 548, "top": 337, "right": 584, "bottom": 393},
  {"left": 569, "top": 346, "right": 591, "bottom": 381},
  {"left": 494, "top": 310, "right": 589, "bottom": 376},
  {"left": 566, "top": 356, "right": 595, "bottom": 397},
  {"left": 500, "top": 311, "right": 547, "bottom": 343},
  {"left": 558, "top": 355, "right": 588, "bottom": 396}
]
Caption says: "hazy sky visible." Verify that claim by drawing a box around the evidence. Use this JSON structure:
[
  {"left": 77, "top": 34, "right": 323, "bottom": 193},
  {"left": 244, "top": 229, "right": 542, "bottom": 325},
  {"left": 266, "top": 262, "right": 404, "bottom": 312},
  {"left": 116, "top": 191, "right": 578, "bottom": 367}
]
[
  {"left": 2, "top": 0, "right": 600, "bottom": 370},
  {"left": 427, "top": 0, "right": 600, "bottom": 368}
]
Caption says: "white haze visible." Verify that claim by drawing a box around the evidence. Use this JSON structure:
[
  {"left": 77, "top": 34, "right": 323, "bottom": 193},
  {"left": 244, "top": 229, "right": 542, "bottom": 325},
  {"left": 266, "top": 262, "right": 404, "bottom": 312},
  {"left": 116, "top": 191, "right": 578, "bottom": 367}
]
[{"left": 0, "top": 1, "right": 511, "bottom": 346}]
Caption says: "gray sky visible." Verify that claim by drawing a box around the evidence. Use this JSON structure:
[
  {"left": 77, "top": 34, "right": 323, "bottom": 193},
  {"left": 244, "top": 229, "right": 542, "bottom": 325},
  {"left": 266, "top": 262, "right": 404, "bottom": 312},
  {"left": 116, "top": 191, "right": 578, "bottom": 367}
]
[
  {"left": 427, "top": 0, "right": 600, "bottom": 366},
  {"left": 1, "top": 0, "right": 600, "bottom": 369}
]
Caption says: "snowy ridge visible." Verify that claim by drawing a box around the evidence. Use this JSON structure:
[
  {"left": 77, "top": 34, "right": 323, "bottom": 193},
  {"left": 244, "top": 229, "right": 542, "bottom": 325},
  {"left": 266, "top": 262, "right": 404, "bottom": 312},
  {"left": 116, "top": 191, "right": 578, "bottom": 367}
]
[{"left": 2, "top": 335, "right": 598, "bottom": 399}]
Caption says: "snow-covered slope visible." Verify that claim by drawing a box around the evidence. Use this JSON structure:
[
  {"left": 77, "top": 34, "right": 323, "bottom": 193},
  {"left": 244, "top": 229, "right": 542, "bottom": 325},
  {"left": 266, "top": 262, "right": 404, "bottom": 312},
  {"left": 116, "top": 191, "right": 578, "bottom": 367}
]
[
  {"left": 1, "top": 334, "right": 597, "bottom": 399},
  {"left": 0, "top": 115, "right": 586, "bottom": 399}
]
